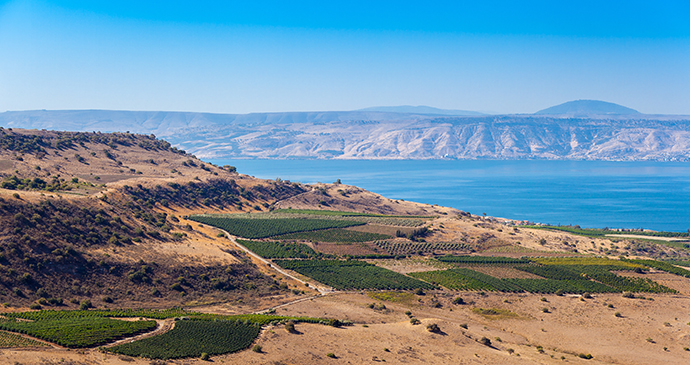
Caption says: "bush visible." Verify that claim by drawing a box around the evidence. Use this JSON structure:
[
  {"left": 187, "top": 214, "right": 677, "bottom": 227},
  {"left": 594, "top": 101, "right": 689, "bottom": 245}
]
[
  {"left": 582, "top": 292, "right": 592, "bottom": 299},
  {"left": 29, "top": 303, "right": 42, "bottom": 310},
  {"left": 284, "top": 320, "right": 296, "bottom": 333},
  {"left": 578, "top": 353, "right": 593, "bottom": 359},
  {"left": 252, "top": 344, "right": 262, "bottom": 353},
  {"left": 79, "top": 300, "right": 92, "bottom": 310},
  {"left": 326, "top": 353, "right": 336, "bottom": 358},
  {"left": 479, "top": 337, "right": 491, "bottom": 346},
  {"left": 426, "top": 323, "right": 440, "bottom": 333},
  {"left": 622, "top": 292, "right": 635, "bottom": 298},
  {"left": 410, "top": 318, "right": 420, "bottom": 325},
  {"left": 200, "top": 352, "right": 210, "bottom": 361},
  {"left": 452, "top": 297, "right": 465, "bottom": 305}
]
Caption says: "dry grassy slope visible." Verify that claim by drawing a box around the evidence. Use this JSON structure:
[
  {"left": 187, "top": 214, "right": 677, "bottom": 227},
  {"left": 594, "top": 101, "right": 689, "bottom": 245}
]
[{"left": 0, "top": 128, "right": 318, "bottom": 310}]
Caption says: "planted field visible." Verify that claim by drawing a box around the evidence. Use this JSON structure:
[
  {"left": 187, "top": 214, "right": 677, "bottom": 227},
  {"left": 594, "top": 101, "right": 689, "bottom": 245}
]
[
  {"left": 532, "top": 257, "right": 643, "bottom": 269},
  {"left": 274, "top": 209, "right": 434, "bottom": 219},
  {"left": 189, "top": 215, "right": 364, "bottom": 239},
  {"left": 0, "top": 330, "right": 49, "bottom": 348},
  {"left": 438, "top": 255, "right": 530, "bottom": 264},
  {"left": 274, "top": 260, "right": 436, "bottom": 290},
  {"left": 4, "top": 308, "right": 193, "bottom": 321},
  {"left": 274, "top": 228, "right": 391, "bottom": 243},
  {"left": 109, "top": 319, "right": 260, "bottom": 359},
  {"left": 195, "top": 212, "right": 427, "bottom": 227},
  {"left": 0, "top": 317, "right": 156, "bottom": 348},
  {"left": 373, "top": 241, "right": 472, "bottom": 255},
  {"left": 237, "top": 239, "right": 320, "bottom": 259}
]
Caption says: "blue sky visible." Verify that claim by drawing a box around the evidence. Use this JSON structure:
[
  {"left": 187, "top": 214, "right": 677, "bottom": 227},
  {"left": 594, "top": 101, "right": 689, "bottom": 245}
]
[{"left": 0, "top": 1, "right": 688, "bottom": 114}]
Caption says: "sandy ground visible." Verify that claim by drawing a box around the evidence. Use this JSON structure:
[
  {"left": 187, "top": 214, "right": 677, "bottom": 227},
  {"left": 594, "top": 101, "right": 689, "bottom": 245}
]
[{"left": 4, "top": 290, "right": 690, "bottom": 364}]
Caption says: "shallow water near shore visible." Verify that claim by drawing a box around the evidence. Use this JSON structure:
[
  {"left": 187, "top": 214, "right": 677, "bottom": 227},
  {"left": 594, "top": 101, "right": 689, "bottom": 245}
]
[{"left": 208, "top": 159, "right": 690, "bottom": 232}]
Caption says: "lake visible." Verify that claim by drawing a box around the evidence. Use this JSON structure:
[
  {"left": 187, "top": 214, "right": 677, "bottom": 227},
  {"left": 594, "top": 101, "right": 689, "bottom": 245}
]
[{"left": 207, "top": 159, "right": 690, "bottom": 232}]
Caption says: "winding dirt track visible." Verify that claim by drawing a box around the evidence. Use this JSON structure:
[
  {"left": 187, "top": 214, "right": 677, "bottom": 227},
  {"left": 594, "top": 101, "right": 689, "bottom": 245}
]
[{"left": 224, "top": 232, "right": 335, "bottom": 295}]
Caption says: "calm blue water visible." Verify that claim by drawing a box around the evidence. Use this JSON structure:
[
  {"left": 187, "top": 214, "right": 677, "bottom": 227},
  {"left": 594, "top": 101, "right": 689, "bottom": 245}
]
[{"left": 207, "top": 159, "right": 690, "bottom": 232}]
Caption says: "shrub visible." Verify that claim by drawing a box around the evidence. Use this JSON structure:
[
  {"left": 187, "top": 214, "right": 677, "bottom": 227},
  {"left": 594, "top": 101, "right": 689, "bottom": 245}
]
[
  {"left": 200, "top": 352, "right": 210, "bottom": 361},
  {"left": 79, "top": 300, "right": 92, "bottom": 310},
  {"left": 284, "top": 321, "right": 296, "bottom": 333},
  {"left": 414, "top": 288, "right": 425, "bottom": 295},
  {"left": 578, "top": 353, "right": 593, "bottom": 359},
  {"left": 582, "top": 292, "right": 592, "bottom": 299},
  {"left": 622, "top": 292, "right": 635, "bottom": 298},
  {"left": 426, "top": 323, "right": 440, "bottom": 333},
  {"left": 460, "top": 323, "right": 468, "bottom": 329},
  {"left": 614, "top": 312, "right": 622, "bottom": 318},
  {"left": 479, "top": 337, "right": 491, "bottom": 346},
  {"left": 252, "top": 345, "right": 262, "bottom": 353},
  {"left": 326, "top": 353, "right": 336, "bottom": 358},
  {"left": 555, "top": 289, "right": 564, "bottom": 296},
  {"left": 29, "top": 303, "right": 42, "bottom": 310},
  {"left": 410, "top": 318, "right": 420, "bottom": 325},
  {"left": 452, "top": 297, "right": 465, "bottom": 305},
  {"left": 541, "top": 307, "right": 550, "bottom": 313}
]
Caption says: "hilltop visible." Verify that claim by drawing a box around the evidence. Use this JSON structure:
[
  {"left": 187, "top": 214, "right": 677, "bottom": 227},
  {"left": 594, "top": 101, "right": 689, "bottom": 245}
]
[
  {"left": 1, "top": 128, "right": 690, "bottom": 364},
  {"left": 535, "top": 100, "right": 641, "bottom": 115}
]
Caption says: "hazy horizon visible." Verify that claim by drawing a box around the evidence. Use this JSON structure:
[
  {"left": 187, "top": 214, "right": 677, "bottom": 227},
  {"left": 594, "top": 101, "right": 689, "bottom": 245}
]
[{"left": 1, "top": 1, "right": 689, "bottom": 115}]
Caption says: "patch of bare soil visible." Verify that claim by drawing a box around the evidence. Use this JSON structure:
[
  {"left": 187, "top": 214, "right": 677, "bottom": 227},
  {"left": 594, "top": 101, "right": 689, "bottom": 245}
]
[
  {"left": 372, "top": 258, "right": 454, "bottom": 274},
  {"left": 454, "top": 265, "right": 544, "bottom": 279}
]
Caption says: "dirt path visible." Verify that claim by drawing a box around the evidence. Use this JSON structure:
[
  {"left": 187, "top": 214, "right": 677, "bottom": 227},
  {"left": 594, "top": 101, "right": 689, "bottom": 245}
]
[
  {"left": 224, "top": 232, "right": 335, "bottom": 295},
  {"left": 104, "top": 318, "right": 175, "bottom": 347}
]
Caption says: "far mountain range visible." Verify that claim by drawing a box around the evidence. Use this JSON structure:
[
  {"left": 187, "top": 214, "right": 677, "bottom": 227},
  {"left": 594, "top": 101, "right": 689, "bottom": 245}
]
[{"left": 2, "top": 100, "right": 689, "bottom": 161}]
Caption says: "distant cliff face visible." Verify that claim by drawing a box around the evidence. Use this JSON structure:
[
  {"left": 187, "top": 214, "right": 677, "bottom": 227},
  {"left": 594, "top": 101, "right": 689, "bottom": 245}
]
[
  {"left": 2, "top": 110, "right": 690, "bottom": 161},
  {"left": 171, "top": 116, "right": 690, "bottom": 161}
]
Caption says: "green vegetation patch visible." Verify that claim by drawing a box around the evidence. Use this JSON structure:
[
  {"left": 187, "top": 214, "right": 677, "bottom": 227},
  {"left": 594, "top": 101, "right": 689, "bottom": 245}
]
[
  {"left": 368, "top": 291, "right": 416, "bottom": 304},
  {"left": 274, "top": 228, "right": 391, "bottom": 243},
  {"left": 189, "top": 215, "right": 365, "bottom": 239},
  {"left": 471, "top": 308, "right": 519, "bottom": 320},
  {"left": 532, "top": 257, "right": 643, "bottom": 269},
  {"left": 438, "top": 255, "right": 531, "bottom": 264},
  {"left": 410, "top": 268, "right": 522, "bottom": 292},
  {"left": 0, "top": 317, "right": 156, "bottom": 348},
  {"left": 275, "top": 209, "right": 435, "bottom": 219},
  {"left": 274, "top": 260, "right": 436, "bottom": 290},
  {"left": 109, "top": 319, "right": 259, "bottom": 359},
  {"left": 0, "top": 330, "right": 49, "bottom": 348},
  {"left": 237, "top": 239, "right": 320, "bottom": 259}
]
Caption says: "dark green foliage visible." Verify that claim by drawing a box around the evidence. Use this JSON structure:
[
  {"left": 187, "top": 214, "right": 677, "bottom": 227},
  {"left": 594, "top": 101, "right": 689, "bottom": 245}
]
[
  {"left": 190, "top": 216, "right": 365, "bottom": 239},
  {"left": 274, "top": 228, "right": 391, "bottom": 243},
  {"left": 237, "top": 240, "right": 319, "bottom": 259},
  {"left": 108, "top": 320, "right": 260, "bottom": 359},
  {"left": 410, "top": 269, "right": 523, "bottom": 292},
  {"left": 274, "top": 260, "right": 435, "bottom": 290},
  {"left": 0, "top": 317, "right": 156, "bottom": 348},
  {"left": 274, "top": 209, "right": 434, "bottom": 219},
  {"left": 439, "top": 255, "right": 531, "bottom": 264}
]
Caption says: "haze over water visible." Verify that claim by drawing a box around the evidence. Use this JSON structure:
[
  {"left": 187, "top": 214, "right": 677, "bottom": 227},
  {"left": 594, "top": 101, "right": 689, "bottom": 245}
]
[{"left": 209, "top": 159, "right": 690, "bottom": 233}]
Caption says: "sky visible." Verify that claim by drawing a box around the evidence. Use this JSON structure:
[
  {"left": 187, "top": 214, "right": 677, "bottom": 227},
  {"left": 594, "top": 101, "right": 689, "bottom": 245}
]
[{"left": 0, "top": 1, "right": 689, "bottom": 115}]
